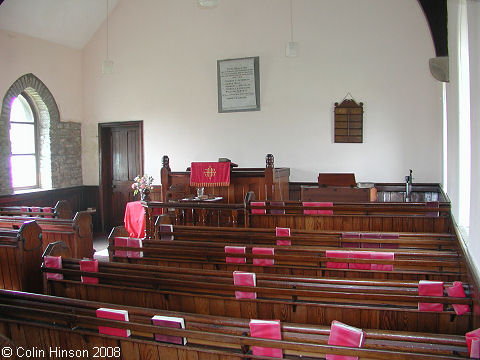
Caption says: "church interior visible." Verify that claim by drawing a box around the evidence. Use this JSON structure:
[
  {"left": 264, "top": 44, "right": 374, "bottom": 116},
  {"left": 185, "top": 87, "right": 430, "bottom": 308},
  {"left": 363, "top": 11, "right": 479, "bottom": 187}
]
[{"left": 0, "top": 0, "right": 479, "bottom": 358}]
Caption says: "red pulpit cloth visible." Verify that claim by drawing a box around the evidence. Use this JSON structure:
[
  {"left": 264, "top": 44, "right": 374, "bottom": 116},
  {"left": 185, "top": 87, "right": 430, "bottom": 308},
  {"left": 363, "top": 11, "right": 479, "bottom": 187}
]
[{"left": 190, "top": 162, "right": 231, "bottom": 187}]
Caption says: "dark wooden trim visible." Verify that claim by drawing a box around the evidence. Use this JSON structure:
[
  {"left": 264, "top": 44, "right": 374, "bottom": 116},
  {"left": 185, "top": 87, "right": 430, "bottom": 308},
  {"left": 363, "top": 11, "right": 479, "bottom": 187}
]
[{"left": 418, "top": 0, "right": 448, "bottom": 57}]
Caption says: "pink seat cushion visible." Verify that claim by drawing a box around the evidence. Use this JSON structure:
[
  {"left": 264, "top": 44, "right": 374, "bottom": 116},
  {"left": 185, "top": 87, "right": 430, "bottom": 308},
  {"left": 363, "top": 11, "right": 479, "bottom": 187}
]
[
  {"left": 348, "top": 251, "right": 371, "bottom": 270},
  {"left": 326, "top": 250, "right": 349, "bottom": 269},
  {"left": 250, "top": 202, "right": 266, "bottom": 214},
  {"left": 370, "top": 252, "right": 394, "bottom": 271},
  {"left": 418, "top": 280, "right": 444, "bottom": 312},
  {"left": 302, "top": 202, "right": 333, "bottom": 215}
]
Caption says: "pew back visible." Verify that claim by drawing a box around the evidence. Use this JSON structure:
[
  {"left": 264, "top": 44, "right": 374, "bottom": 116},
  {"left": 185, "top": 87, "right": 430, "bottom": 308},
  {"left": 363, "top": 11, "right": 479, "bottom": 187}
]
[
  {"left": 0, "top": 211, "right": 93, "bottom": 258},
  {"left": 142, "top": 198, "right": 452, "bottom": 237},
  {"left": 0, "top": 289, "right": 469, "bottom": 359},
  {"left": 0, "top": 200, "right": 72, "bottom": 219},
  {"left": 0, "top": 221, "right": 43, "bottom": 292},
  {"left": 43, "top": 253, "right": 472, "bottom": 335}
]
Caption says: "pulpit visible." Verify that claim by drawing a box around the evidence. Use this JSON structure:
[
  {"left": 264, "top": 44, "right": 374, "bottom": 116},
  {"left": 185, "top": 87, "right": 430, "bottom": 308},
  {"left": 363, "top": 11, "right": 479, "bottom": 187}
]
[{"left": 160, "top": 154, "right": 290, "bottom": 203}]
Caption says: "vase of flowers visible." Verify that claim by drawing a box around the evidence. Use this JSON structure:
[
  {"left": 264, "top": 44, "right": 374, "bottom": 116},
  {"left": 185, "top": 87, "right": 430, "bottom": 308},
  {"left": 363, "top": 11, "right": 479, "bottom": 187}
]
[{"left": 132, "top": 174, "right": 154, "bottom": 202}]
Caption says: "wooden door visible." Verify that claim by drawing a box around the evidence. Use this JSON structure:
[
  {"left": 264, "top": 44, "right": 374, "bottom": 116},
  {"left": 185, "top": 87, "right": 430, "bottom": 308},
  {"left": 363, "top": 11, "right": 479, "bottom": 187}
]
[{"left": 99, "top": 122, "right": 143, "bottom": 233}]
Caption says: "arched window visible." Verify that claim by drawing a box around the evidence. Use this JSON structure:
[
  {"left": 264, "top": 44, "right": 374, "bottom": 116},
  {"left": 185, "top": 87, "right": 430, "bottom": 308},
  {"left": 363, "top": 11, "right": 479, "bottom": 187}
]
[
  {"left": 9, "top": 93, "right": 38, "bottom": 189},
  {"left": 1, "top": 73, "right": 82, "bottom": 194}
]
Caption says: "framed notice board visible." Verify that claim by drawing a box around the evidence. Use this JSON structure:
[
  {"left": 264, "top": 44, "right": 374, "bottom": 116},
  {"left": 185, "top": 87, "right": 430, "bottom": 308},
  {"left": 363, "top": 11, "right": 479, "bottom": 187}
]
[
  {"left": 334, "top": 99, "right": 364, "bottom": 143},
  {"left": 217, "top": 56, "right": 260, "bottom": 113}
]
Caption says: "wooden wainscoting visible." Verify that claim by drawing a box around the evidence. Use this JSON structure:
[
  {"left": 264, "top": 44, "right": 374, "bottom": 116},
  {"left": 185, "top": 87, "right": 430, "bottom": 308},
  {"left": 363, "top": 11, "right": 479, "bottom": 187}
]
[{"left": 0, "top": 186, "right": 101, "bottom": 232}]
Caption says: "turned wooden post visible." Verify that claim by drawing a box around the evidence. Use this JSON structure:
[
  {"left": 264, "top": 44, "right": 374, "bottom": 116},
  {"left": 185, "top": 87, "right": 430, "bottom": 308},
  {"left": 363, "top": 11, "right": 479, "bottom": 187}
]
[
  {"left": 231, "top": 210, "right": 238, "bottom": 227},
  {"left": 197, "top": 208, "right": 207, "bottom": 226},
  {"left": 160, "top": 155, "right": 171, "bottom": 202},
  {"left": 265, "top": 153, "right": 274, "bottom": 201},
  {"left": 144, "top": 205, "right": 153, "bottom": 240},
  {"left": 174, "top": 208, "right": 182, "bottom": 225}
]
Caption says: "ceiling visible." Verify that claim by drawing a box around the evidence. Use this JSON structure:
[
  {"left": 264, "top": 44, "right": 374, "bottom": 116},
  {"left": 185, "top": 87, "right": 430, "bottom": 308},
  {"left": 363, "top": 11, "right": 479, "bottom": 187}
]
[
  {"left": 0, "top": 0, "right": 118, "bottom": 49},
  {"left": 0, "top": 0, "right": 447, "bottom": 56}
]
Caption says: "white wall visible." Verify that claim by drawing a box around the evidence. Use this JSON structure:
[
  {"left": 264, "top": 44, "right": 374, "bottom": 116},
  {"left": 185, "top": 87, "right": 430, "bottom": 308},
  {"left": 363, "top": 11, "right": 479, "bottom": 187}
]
[
  {"left": 81, "top": 0, "right": 443, "bottom": 185},
  {"left": 0, "top": 30, "right": 83, "bottom": 123},
  {"left": 446, "top": 0, "right": 480, "bottom": 275},
  {"left": 447, "top": 0, "right": 461, "bottom": 221},
  {"left": 466, "top": 0, "right": 480, "bottom": 274}
]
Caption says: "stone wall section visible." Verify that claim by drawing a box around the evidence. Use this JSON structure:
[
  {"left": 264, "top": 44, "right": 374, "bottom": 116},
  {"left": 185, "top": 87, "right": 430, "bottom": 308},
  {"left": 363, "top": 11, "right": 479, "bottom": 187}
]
[{"left": 51, "top": 121, "right": 82, "bottom": 188}]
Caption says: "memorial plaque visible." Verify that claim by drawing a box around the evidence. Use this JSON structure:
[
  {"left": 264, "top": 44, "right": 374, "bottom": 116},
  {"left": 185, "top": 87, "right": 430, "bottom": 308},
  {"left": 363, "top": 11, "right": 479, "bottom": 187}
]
[{"left": 217, "top": 56, "right": 260, "bottom": 112}]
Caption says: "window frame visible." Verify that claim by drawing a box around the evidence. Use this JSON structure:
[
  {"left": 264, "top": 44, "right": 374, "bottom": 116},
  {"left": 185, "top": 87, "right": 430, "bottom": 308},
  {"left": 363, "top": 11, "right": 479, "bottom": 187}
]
[{"left": 9, "top": 92, "right": 40, "bottom": 190}]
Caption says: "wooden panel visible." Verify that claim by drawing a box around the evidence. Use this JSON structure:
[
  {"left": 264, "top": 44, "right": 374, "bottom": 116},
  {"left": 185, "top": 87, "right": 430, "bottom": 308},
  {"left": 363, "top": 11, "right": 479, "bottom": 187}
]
[
  {"left": 317, "top": 173, "right": 356, "bottom": 187},
  {"left": 301, "top": 186, "right": 372, "bottom": 202},
  {"left": 0, "top": 223, "right": 42, "bottom": 292},
  {"left": 0, "top": 186, "right": 101, "bottom": 232},
  {"left": 334, "top": 99, "right": 364, "bottom": 143}
]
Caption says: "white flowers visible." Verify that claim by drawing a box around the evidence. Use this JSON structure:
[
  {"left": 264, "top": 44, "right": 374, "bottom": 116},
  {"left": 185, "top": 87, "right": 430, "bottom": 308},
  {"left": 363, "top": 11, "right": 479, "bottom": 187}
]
[{"left": 131, "top": 175, "right": 154, "bottom": 196}]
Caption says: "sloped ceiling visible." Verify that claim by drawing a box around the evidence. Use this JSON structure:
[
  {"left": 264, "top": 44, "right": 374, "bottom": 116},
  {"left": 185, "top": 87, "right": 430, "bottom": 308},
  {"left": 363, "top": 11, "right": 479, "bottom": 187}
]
[
  {"left": 0, "top": 0, "right": 118, "bottom": 49},
  {"left": 0, "top": 0, "right": 447, "bottom": 55}
]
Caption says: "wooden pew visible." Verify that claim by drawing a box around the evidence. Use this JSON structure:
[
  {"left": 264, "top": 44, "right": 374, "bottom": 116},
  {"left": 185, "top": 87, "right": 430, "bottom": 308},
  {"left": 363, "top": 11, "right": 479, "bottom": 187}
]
[
  {"left": 156, "top": 223, "right": 460, "bottom": 251},
  {"left": 109, "top": 225, "right": 466, "bottom": 282},
  {"left": 108, "top": 241, "right": 465, "bottom": 282},
  {"left": 142, "top": 195, "right": 451, "bottom": 236},
  {"left": 0, "top": 211, "right": 93, "bottom": 259},
  {"left": 42, "top": 248, "right": 472, "bottom": 335},
  {"left": 0, "top": 220, "right": 43, "bottom": 293},
  {"left": 245, "top": 200, "right": 451, "bottom": 233},
  {"left": 0, "top": 289, "right": 469, "bottom": 359},
  {"left": 0, "top": 200, "right": 72, "bottom": 219}
]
